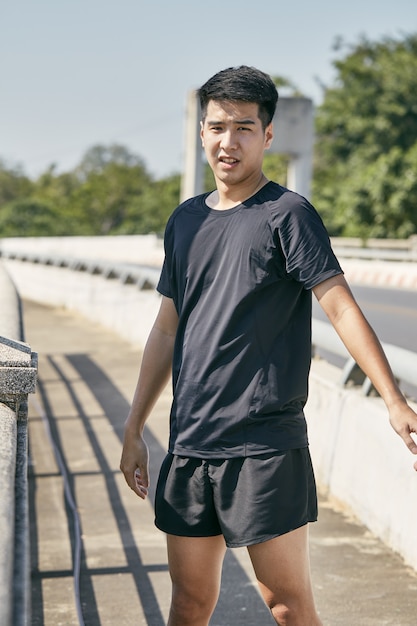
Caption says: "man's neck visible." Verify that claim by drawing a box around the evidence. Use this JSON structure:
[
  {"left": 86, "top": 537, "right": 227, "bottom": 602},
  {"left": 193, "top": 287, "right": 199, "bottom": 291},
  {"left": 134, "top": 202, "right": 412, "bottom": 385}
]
[{"left": 206, "top": 174, "right": 269, "bottom": 211}]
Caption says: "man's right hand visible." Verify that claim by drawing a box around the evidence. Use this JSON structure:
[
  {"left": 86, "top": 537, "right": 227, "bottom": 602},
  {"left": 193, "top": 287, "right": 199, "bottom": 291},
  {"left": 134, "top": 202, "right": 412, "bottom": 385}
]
[{"left": 120, "top": 432, "right": 150, "bottom": 499}]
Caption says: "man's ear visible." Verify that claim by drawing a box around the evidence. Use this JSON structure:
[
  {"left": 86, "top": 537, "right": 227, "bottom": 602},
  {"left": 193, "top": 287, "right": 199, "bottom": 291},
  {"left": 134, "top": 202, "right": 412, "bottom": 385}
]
[
  {"left": 264, "top": 123, "right": 274, "bottom": 150},
  {"left": 200, "top": 120, "right": 205, "bottom": 148}
]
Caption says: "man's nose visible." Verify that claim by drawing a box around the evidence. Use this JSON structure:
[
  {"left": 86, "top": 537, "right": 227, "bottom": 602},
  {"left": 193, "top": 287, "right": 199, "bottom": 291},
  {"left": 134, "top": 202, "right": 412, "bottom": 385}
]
[{"left": 220, "top": 130, "right": 237, "bottom": 150}]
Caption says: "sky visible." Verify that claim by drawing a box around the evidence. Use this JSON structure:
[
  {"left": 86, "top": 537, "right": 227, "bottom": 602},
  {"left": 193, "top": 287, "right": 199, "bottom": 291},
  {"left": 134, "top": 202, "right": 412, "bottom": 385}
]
[{"left": 1, "top": 0, "right": 416, "bottom": 180}]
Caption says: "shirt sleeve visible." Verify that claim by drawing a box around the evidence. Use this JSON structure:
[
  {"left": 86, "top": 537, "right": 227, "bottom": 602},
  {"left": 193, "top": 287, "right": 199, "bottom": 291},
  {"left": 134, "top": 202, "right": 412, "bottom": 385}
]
[
  {"left": 156, "top": 257, "right": 172, "bottom": 298},
  {"left": 274, "top": 192, "right": 343, "bottom": 290},
  {"left": 156, "top": 213, "right": 175, "bottom": 298}
]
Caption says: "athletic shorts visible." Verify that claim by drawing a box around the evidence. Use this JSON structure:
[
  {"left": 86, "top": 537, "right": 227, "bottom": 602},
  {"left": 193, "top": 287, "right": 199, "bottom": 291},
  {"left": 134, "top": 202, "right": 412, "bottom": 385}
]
[{"left": 154, "top": 448, "right": 318, "bottom": 548}]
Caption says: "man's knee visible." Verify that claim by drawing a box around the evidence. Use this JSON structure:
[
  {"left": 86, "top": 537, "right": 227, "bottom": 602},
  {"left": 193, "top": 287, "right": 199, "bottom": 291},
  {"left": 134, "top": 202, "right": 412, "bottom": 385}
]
[
  {"left": 268, "top": 599, "right": 322, "bottom": 626},
  {"left": 270, "top": 601, "right": 295, "bottom": 626},
  {"left": 169, "top": 584, "right": 217, "bottom": 624}
]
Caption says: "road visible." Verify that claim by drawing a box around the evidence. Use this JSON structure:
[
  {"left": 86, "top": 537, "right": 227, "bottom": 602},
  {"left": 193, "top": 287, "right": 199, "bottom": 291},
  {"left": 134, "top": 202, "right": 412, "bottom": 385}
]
[
  {"left": 313, "top": 285, "right": 417, "bottom": 352},
  {"left": 313, "top": 284, "right": 417, "bottom": 399}
]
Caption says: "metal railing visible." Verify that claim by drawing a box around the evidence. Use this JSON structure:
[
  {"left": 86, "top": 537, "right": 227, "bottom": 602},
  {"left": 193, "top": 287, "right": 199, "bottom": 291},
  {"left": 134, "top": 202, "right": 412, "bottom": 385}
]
[
  {"left": 312, "top": 319, "right": 417, "bottom": 398},
  {"left": 331, "top": 235, "right": 417, "bottom": 262}
]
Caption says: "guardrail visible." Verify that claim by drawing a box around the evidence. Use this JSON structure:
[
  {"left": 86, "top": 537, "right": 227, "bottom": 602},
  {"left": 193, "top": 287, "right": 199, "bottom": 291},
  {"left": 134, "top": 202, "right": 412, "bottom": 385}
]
[
  {"left": 0, "top": 249, "right": 161, "bottom": 290},
  {"left": 0, "top": 262, "right": 38, "bottom": 626},
  {"left": 331, "top": 235, "right": 417, "bottom": 262},
  {"left": 312, "top": 319, "right": 417, "bottom": 398}
]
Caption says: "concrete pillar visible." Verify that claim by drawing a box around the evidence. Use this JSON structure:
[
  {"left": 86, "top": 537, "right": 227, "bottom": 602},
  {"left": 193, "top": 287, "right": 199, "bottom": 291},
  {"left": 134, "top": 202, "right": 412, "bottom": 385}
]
[
  {"left": 270, "top": 97, "right": 314, "bottom": 199},
  {"left": 180, "top": 90, "right": 203, "bottom": 203}
]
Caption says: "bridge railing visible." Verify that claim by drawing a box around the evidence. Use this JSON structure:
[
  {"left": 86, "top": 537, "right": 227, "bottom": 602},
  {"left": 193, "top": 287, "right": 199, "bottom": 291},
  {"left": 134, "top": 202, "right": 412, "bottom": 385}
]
[
  {"left": 0, "top": 262, "right": 37, "bottom": 626},
  {"left": 331, "top": 235, "right": 417, "bottom": 261},
  {"left": 312, "top": 319, "right": 417, "bottom": 399}
]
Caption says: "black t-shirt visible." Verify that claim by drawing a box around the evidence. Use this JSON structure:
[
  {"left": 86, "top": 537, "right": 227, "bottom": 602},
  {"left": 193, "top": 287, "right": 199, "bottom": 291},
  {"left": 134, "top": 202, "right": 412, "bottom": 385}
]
[{"left": 157, "top": 181, "right": 343, "bottom": 458}]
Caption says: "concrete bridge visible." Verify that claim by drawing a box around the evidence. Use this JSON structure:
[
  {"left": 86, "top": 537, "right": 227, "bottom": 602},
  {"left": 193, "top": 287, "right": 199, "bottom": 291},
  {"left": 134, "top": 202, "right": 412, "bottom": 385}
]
[{"left": 1, "top": 236, "right": 417, "bottom": 625}]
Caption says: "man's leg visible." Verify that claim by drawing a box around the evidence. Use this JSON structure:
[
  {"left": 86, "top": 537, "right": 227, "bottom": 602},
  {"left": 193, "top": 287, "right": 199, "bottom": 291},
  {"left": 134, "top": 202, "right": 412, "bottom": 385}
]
[
  {"left": 247, "top": 524, "right": 322, "bottom": 626},
  {"left": 166, "top": 534, "right": 227, "bottom": 626}
]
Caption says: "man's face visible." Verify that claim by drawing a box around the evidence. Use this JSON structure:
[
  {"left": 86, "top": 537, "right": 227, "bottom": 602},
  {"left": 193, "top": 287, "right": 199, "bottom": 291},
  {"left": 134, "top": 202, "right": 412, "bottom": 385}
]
[{"left": 200, "top": 100, "right": 273, "bottom": 189}]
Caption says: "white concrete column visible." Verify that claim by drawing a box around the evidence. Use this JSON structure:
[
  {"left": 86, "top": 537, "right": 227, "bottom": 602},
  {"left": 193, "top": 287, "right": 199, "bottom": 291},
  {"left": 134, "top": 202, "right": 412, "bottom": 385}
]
[
  {"left": 180, "top": 90, "right": 203, "bottom": 202},
  {"left": 270, "top": 97, "right": 314, "bottom": 199}
]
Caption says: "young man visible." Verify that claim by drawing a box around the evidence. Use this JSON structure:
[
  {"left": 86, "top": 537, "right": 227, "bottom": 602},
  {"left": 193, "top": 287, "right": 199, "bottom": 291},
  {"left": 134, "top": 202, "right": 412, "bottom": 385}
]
[{"left": 120, "top": 66, "right": 417, "bottom": 626}]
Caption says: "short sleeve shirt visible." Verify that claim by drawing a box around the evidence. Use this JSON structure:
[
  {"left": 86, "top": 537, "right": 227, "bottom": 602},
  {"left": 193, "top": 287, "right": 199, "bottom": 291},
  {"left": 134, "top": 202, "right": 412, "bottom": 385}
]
[{"left": 157, "top": 181, "right": 343, "bottom": 458}]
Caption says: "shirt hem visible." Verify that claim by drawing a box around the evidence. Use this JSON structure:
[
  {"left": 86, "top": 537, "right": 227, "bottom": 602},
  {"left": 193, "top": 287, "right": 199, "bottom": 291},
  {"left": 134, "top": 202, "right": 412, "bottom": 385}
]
[{"left": 169, "top": 438, "right": 309, "bottom": 459}]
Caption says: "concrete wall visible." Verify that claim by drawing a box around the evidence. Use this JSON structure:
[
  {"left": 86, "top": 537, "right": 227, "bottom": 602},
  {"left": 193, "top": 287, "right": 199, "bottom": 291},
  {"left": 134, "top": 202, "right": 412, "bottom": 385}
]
[
  {"left": 3, "top": 247, "right": 417, "bottom": 573},
  {"left": 306, "top": 359, "right": 417, "bottom": 572},
  {"left": 0, "top": 235, "right": 164, "bottom": 266},
  {"left": 0, "top": 263, "right": 33, "bottom": 626}
]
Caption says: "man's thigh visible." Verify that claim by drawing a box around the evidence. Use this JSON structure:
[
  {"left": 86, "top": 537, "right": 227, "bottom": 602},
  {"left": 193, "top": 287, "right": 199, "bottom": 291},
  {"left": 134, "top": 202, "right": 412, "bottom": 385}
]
[
  {"left": 247, "top": 525, "right": 316, "bottom": 605},
  {"left": 167, "top": 534, "right": 226, "bottom": 599}
]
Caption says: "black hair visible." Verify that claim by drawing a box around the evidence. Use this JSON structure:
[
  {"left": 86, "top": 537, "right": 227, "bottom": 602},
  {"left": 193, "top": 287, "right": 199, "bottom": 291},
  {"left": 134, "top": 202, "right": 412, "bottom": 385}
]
[{"left": 198, "top": 65, "right": 279, "bottom": 129}]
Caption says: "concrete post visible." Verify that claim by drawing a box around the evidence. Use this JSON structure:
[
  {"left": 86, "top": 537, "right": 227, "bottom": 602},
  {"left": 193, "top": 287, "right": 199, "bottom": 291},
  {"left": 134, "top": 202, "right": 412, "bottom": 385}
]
[
  {"left": 270, "top": 97, "right": 314, "bottom": 199},
  {"left": 180, "top": 90, "right": 203, "bottom": 203}
]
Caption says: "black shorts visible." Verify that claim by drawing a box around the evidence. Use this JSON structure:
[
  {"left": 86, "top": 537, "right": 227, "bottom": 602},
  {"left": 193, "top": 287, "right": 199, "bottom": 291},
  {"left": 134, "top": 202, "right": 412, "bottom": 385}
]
[{"left": 154, "top": 448, "right": 318, "bottom": 548}]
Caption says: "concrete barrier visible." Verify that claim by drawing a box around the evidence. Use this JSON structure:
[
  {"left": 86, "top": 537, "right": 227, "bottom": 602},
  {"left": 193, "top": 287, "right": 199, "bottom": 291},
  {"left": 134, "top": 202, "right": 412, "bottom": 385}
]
[
  {"left": 2, "top": 259, "right": 161, "bottom": 349},
  {"left": 306, "top": 358, "right": 417, "bottom": 572},
  {"left": 0, "top": 234, "right": 164, "bottom": 266},
  {"left": 3, "top": 250, "right": 417, "bottom": 573},
  {"left": 0, "top": 263, "right": 37, "bottom": 626}
]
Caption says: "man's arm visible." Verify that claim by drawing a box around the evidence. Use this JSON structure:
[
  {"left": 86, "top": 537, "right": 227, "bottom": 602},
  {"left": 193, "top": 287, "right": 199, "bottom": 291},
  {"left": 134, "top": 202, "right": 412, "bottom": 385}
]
[
  {"left": 120, "top": 296, "right": 178, "bottom": 498},
  {"left": 313, "top": 274, "right": 417, "bottom": 471}
]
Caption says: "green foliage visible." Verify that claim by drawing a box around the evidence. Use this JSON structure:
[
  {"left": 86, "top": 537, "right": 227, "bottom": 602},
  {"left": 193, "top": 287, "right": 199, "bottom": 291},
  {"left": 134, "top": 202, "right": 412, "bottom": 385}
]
[
  {"left": 0, "top": 144, "right": 180, "bottom": 237},
  {"left": 0, "top": 160, "right": 33, "bottom": 205},
  {"left": 203, "top": 162, "right": 216, "bottom": 192},
  {"left": 313, "top": 33, "right": 417, "bottom": 238},
  {"left": 263, "top": 153, "right": 289, "bottom": 186},
  {"left": 0, "top": 199, "right": 68, "bottom": 236},
  {"left": 111, "top": 174, "right": 181, "bottom": 235}
]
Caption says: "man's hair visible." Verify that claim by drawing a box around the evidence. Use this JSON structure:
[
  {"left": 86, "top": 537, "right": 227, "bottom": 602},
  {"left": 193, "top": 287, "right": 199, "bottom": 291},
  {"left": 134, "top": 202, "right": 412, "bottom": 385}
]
[{"left": 198, "top": 65, "right": 279, "bottom": 129}]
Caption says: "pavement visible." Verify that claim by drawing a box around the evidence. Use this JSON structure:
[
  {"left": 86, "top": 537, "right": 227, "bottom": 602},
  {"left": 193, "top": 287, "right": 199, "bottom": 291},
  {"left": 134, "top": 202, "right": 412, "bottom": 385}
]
[{"left": 25, "top": 298, "right": 417, "bottom": 626}]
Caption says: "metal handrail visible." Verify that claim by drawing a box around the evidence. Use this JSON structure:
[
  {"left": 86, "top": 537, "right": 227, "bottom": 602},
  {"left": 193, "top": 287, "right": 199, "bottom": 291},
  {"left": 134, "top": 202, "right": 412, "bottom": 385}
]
[{"left": 312, "top": 319, "right": 417, "bottom": 397}]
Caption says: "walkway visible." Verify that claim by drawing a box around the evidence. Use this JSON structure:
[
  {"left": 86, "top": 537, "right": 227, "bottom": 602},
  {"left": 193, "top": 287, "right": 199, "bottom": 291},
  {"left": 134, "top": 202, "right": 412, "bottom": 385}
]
[{"left": 25, "top": 299, "right": 417, "bottom": 626}]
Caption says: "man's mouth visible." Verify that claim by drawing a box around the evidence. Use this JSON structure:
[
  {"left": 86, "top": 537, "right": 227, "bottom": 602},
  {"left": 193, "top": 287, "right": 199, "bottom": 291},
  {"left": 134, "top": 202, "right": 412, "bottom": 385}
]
[{"left": 219, "top": 157, "right": 239, "bottom": 164}]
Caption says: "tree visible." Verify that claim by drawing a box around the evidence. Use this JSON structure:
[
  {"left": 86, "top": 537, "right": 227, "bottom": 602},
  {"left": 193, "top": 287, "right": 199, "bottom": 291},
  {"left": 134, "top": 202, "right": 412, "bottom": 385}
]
[
  {"left": 75, "top": 144, "right": 146, "bottom": 178},
  {"left": 0, "top": 199, "right": 68, "bottom": 237},
  {"left": 313, "top": 33, "right": 417, "bottom": 238},
  {"left": 112, "top": 174, "right": 181, "bottom": 235},
  {"left": 0, "top": 160, "right": 33, "bottom": 206},
  {"left": 0, "top": 145, "right": 180, "bottom": 237}
]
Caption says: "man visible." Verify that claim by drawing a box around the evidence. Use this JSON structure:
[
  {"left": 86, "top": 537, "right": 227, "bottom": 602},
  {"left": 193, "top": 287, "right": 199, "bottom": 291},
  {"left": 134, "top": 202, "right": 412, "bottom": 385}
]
[{"left": 120, "top": 66, "right": 417, "bottom": 626}]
